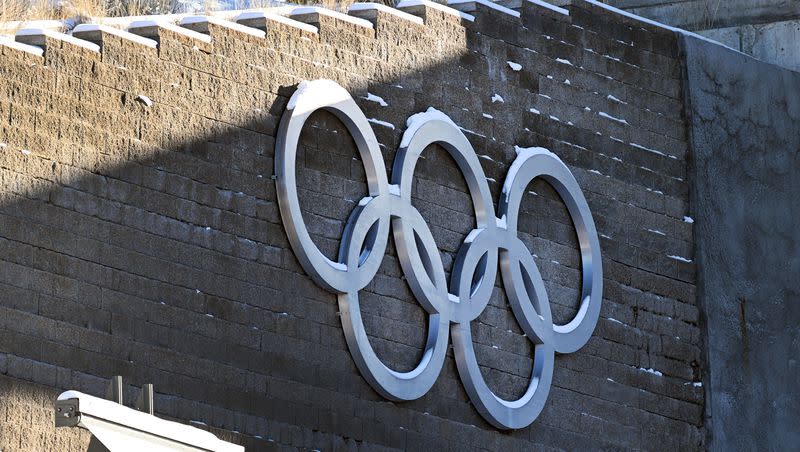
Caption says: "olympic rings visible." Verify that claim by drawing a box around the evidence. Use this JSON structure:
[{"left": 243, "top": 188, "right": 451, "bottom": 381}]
[{"left": 275, "top": 79, "right": 603, "bottom": 429}]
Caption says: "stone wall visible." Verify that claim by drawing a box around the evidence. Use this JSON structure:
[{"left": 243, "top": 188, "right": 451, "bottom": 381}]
[
  {"left": 0, "top": 1, "right": 704, "bottom": 450},
  {"left": 0, "top": 374, "right": 91, "bottom": 451},
  {"left": 682, "top": 34, "right": 800, "bottom": 451}
]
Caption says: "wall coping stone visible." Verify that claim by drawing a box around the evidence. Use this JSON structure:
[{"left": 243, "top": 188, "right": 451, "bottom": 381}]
[
  {"left": 289, "top": 6, "right": 375, "bottom": 30},
  {"left": 396, "top": 0, "right": 476, "bottom": 21},
  {"left": 447, "top": 0, "right": 522, "bottom": 18},
  {"left": 179, "top": 15, "right": 267, "bottom": 39},
  {"left": 15, "top": 27, "right": 101, "bottom": 52},
  {"left": 234, "top": 10, "right": 319, "bottom": 35},
  {"left": 0, "top": 0, "right": 739, "bottom": 59},
  {"left": 0, "top": 34, "right": 44, "bottom": 56},
  {"left": 348, "top": 2, "right": 426, "bottom": 26},
  {"left": 72, "top": 23, "right": 159, "bottom": 49},
  {"left": 126, "top": 19, "right": 213, "bottom": 43}
]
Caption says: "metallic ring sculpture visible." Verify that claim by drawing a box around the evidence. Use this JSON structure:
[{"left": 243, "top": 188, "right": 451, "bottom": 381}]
[{"left": 276, "top": 79, "right": 603, "bottom": 429}]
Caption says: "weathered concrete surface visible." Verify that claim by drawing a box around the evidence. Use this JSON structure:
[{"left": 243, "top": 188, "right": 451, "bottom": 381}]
[
  {"left": 610, "top": 0, "right": 800, "bottom": 30},
  {"left": 682, "top": 35, "right": 800, "bottom": 450},
  {"left": 700, "top": 19, "right": 800, "bottom": 73},
  {"left": 607, "top": 0, "right": 800, "bottom": 71}
]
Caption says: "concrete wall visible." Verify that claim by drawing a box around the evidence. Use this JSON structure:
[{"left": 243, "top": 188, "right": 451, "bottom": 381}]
[
  {"left": 699, "top": 20, "right": 800, "bottom": 73},
  {"left": 681, "top": 34, "right": 800, "bottom": 451},
  {"left": 607, "top": 0, "right": 800, "bottom": 71},
  {"left": 609, "top": 0, "right": 800, "bottom": 30},
  {"left": 0, "top": 1, "right": 704, "bottom": 450}
]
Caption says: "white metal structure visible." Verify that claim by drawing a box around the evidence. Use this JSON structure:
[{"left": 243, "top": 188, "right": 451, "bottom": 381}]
[{"left": 55, "top": 391, "right": 243, "bottom": 452}]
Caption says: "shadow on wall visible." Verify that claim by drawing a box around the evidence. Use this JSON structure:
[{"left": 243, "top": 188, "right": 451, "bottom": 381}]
[{"left": 0, "top": 2, "right": 702, "bottom": 450}]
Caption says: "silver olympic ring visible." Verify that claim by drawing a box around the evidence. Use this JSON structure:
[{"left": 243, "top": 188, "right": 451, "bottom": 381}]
[{"left": 275, "top": 79, "right": 603, "bottom": 429}]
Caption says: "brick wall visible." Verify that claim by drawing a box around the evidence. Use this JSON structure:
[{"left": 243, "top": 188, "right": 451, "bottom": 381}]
[{"left": 0, "top": 1, "right": 704, "bottom": 450}]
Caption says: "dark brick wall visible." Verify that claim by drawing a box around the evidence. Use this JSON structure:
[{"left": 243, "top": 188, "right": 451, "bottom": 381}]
[{"left": 0, "top": 1, "right": 703, "bottom": 450}]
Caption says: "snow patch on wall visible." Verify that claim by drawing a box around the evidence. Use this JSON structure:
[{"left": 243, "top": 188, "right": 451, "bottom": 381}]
[
  {"left": 136, "top": 95, "right": 154, "bottom": 107},
  {"left": 599, "top": 111, "right": 629, "bottom": 125},
  {"left": 368, "top": 118, "right": 395, "bottom": 129},
  {"left": 363, "top": 92, "right": 388, "bottom": 106},
  {"left": 668, "top": 255, "right": 693, "bottom": 263},
  {"left": 639, "top": 367, "right": 663, "bottom": 377},
  {"left": 507, "top": 61, "right": 522, "bottom": 71},
  {"left": 401, "top": 107, "right": 459, "bottom": 147}
]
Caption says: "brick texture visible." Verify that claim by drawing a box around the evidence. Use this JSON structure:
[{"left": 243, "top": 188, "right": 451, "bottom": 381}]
[{"left": 0, "top": 1, "right": 703, "bottom": 450}]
